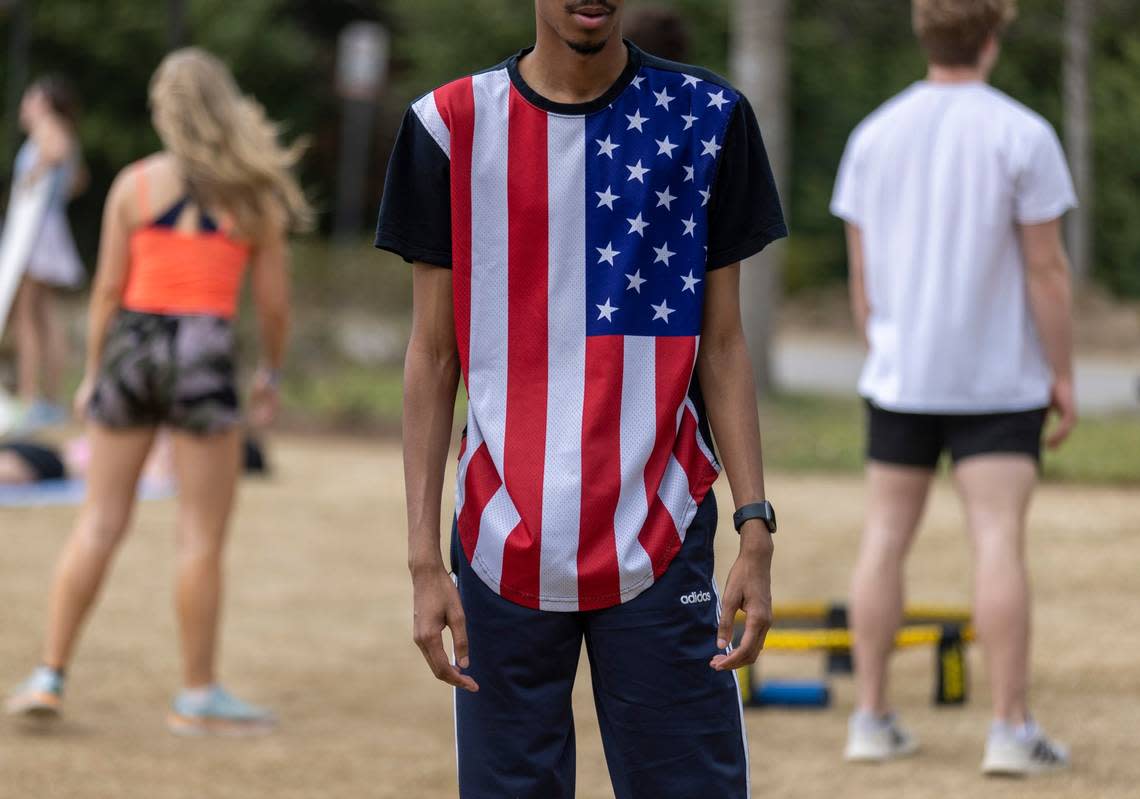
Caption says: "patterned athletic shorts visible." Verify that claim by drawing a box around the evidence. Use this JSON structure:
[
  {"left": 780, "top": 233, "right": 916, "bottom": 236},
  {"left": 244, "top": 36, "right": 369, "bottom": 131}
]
[{"left": 88, "top": 311, "right": 240, "bottom": 435}]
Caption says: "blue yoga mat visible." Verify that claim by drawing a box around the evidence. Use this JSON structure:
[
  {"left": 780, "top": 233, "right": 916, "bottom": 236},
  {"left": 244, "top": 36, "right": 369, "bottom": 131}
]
[{"left": 0, "top": 479, "right": 175, "bottom": 508}]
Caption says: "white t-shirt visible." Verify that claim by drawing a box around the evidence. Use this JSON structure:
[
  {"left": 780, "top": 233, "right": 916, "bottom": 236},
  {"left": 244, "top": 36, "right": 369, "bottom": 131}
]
[{"left": 831, "top": 81, "right": 1077, "bottom": 413}]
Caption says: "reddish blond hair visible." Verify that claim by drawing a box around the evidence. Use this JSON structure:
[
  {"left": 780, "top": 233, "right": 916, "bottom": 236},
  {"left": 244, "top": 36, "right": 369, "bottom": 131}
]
[{"left": 912, "top": 0, "right": 1018, "bottom": 66}]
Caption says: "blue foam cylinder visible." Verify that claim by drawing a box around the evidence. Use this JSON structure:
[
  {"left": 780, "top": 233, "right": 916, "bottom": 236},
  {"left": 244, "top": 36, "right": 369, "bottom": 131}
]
[{"left": 756, "top": 679, "right": 830, "bottom": 707}]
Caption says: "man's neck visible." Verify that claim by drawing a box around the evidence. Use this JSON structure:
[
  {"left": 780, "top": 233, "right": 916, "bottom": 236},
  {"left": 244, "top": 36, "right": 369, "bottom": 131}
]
[
  {"left": 518, "top": 28, "right": 628, "bottom": 106},
  {"left": 926, "top": 63, "right": 988, "bottom": 84}
]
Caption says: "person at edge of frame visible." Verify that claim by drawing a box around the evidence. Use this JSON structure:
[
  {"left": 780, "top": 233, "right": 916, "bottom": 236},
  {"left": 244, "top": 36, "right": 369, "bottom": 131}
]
[
  {"left": 832, "top": 0, "right": 1077, "bottom": 778},
  {"left": 376, "top": 1, "right": 786, "bottom": 796},
  {"left": 5, "top": 48, "right": 309, "bottom": 737}
]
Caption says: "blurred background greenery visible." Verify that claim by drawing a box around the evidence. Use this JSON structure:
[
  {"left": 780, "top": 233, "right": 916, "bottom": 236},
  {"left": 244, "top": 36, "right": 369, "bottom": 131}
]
[
  {"left": 1, "top": 0, "right": 1137, "bottom": 481},
  {"left": 2, "top": 0, "right": 1137, "bottom": 295}
]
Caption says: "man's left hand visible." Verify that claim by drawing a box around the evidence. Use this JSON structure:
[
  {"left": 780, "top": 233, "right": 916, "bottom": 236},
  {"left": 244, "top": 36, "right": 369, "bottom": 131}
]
[{"left": 710, "top": 525, "right": 773, "bottom": 671}]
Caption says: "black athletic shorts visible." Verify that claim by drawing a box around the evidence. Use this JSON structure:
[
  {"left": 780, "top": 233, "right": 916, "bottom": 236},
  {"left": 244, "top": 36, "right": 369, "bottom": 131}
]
[
  {"left": 0, "top": 442, "right": 67, "bottom": 481},
  {"left": 865, "top": 401, "right": 1048, "bottom": 468}
]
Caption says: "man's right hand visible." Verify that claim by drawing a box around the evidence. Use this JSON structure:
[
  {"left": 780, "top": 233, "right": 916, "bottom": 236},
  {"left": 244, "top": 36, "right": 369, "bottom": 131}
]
[
  {"left": 411, "top": 565, "right": 479, "bottom": 692},
  {"left": 1046, "top": 376, "right": 1077, "bottom": 449}
]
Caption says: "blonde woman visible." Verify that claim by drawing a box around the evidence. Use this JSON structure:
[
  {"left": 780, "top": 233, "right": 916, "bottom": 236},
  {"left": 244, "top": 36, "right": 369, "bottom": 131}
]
[
  {"left": 6, "top": 48, "right": 310, "bottom": 736},
  {"left": 10, "top": 75, "right": 87, "bottom": 426}
]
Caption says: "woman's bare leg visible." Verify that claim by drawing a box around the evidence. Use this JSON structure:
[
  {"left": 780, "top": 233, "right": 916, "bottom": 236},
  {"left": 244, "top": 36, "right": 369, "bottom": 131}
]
[
  {"left": 36, "top": 283, "right": 67, "bottom": 404},
  {"left": 14, "top": 278, "right": 43, "bottom": 403},
  {"left": 41, "top": 424, "right": 156, "bottom": 670},
  {"left": 171, "top": 428, "right": 241, "bottom": 689}
]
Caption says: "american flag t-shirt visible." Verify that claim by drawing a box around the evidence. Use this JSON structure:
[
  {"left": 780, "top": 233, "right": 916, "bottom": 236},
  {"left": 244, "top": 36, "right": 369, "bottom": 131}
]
[{"left": 377, "top": 45, "right": 786, "bottom": 611}]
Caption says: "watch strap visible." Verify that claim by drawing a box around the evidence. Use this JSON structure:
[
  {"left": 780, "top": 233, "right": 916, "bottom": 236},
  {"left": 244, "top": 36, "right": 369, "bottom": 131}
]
[{"left": 733, "top": 501, "right": 776, "bottom": 534}]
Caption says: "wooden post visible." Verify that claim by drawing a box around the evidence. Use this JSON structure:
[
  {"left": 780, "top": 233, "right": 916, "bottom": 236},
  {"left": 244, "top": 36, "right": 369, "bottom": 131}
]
[
  {"left": 168, "top": 0, "right": 187, "bottom": 49},
  {"left": 1063, "top": 0, "right": 1093, "bottom": 282},
  {"left": 730, "top": 0, "right": 789, "bottom": 395},
  {"left": 3, "top": 0, "right": 30, "bottom": 175}
]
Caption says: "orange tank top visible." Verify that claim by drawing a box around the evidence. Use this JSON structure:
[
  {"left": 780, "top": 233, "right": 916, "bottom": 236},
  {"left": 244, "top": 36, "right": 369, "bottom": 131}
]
[{"left": 122, "top": 163, "right": 251, "bottom": 319}]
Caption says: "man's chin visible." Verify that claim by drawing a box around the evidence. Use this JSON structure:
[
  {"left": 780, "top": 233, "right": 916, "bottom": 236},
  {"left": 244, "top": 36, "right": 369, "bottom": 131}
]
[{"left": 565, "top": 34, "right": 611, "bottom": 55}]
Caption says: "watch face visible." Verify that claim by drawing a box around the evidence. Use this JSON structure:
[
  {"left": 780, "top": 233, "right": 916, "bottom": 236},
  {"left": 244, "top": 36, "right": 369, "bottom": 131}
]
[{"left": 767, "top": 504, "right": 777, "bottom": 532}]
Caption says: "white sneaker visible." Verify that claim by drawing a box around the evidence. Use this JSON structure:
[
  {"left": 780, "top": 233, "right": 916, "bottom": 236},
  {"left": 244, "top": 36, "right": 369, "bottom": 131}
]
[
  {"left": 844, "top": 711, "right": 919, "bottom": 762},
  {"left": 982, "top": 719, "right": 1070, "bottom": 777}
]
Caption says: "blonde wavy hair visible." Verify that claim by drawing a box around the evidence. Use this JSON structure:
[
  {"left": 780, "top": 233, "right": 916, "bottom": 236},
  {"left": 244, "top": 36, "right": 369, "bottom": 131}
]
[{"left": 149, "top": 48, "right": 313, "bottom": 240}]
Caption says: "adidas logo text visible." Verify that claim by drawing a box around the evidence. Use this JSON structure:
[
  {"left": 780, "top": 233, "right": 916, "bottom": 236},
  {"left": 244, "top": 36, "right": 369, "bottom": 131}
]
[{"left": 679, "top": 590, "right": 712, "bottom": 605}]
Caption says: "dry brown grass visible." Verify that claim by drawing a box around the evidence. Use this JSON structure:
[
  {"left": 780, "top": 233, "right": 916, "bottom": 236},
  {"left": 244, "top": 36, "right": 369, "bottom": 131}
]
[{"left": 2, "top": 436, "right": 1137, "bottom": 798}]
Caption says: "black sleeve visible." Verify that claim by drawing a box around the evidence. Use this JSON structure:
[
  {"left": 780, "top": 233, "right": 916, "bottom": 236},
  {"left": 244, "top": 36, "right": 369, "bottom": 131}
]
[
  {"left": 374, "top": 105, "right": 452, "bottom": 267},
  {"left": 705, "top": 94, "right": 788, "bottom": 270}
]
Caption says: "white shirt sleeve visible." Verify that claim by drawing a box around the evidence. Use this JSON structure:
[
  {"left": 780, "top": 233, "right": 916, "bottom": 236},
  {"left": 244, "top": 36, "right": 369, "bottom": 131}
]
[
  {"left": 830, "top": 130, "right": 862, "bottom": 225},
  {"left": 1014, "top": 123, "right": 1078, "bottom": 225}
]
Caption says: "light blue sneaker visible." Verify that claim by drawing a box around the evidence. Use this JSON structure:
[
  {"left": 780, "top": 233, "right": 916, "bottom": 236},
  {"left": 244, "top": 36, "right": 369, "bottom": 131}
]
[
  {"left": 166, "top": 684, "right": 277, "bottom": 737},
  {"left": 5, "top": 666, "right": 65, "bottom": 719}
]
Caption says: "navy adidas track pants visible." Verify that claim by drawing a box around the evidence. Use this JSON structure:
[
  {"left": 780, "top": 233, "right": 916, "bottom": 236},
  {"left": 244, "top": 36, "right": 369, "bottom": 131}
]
[{"left": 452, "top": 492, "right": 750, "bottom": 798}]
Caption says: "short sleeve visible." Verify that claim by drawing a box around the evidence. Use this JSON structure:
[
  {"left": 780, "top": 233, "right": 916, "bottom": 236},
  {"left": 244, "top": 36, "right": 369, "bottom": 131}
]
[
  {"left": 705, "top": 95, "right": 787, "bottom": 270},
  {"left": 374, "top": 103, "right": 452, "bottom": 267},
  {"left": 830, "top": 128, "right": 862, "bottom": 225},
  {"left": 1015, "top": 122, "right": 1078, "bottom": 225}
]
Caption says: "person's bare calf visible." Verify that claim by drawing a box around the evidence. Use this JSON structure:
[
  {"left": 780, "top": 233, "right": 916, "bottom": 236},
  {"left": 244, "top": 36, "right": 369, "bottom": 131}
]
[
  {"left": 850, "top": 462, "right": 933, "bottom": 716},
  {"left": 954, "top": 454, "right": 1036, "bottom": 725}
]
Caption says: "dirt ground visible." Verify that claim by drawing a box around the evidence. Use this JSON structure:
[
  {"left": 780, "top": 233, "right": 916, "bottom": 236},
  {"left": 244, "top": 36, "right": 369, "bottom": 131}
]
[{"left": 2, "top": 436, "right": 1137, "bottom": 799}]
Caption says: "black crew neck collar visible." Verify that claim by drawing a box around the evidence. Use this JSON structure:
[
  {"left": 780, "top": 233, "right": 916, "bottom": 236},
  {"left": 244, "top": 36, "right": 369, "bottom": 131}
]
[{"left": 507, "top": 40, "right": 643, "bottom": 116}]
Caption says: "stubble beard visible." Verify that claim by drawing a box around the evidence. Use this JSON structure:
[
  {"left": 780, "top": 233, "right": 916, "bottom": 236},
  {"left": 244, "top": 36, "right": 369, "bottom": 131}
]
[{"left": 565, "top": 34, "right": 611, "bottom": 56}]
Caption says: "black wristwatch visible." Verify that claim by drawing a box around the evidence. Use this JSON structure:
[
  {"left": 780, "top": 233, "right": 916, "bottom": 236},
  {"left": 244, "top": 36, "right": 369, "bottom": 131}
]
[{"left": 733, "top": 501, "right": 777, "bottom": 534}]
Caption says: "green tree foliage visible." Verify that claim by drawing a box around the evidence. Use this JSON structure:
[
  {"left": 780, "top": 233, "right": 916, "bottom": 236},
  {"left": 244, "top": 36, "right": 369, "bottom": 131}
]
[
  {"left": 387, "top": 0, "right": 1138, "bottom": 297},
  {"left": 1090, "top": 0, "right": 1140, "bottom": 296},
  {"left": 2, "top": 0, "right": 1136, "bottom": 295},
  {"left": 1, "top": 0, "right": 322, "bottom": 254}
]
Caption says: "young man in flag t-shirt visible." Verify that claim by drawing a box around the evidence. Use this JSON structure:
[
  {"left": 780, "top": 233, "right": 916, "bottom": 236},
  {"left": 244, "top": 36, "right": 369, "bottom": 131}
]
[{"left": 377, "top": 2, "right": 785, "bottom": 795}]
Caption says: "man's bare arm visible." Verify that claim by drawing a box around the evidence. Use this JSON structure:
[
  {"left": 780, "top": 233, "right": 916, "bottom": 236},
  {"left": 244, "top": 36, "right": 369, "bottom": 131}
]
[
  {"left": 1019, "top": 218, "right": 1076, "bottom": 448},
  {"left": 403, "top": 264, "right": 477, "bottom": 692},
  {"left": 844, "top": 223, "right": 869, "bottom": 347},
  {"left": 696, "top": 263, "right": 774, "bottom": 671}
]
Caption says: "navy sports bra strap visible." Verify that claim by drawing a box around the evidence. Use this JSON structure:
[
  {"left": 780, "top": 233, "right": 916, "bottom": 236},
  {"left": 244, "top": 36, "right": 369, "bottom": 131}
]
[
  {"left": 150, "top": 195, "right": 219, "bottom": 233},
  {"left": 152, "top": 196, "right": 189, "bottom": 228},
  {"left": 198, "top": 208, "right": 219, "bottom": 233}
]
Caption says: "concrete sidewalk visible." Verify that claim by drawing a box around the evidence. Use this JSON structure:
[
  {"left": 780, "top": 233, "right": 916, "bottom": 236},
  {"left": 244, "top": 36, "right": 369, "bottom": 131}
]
[{"left": 775, "top": 335, "right": 1139, "bottom": 415}]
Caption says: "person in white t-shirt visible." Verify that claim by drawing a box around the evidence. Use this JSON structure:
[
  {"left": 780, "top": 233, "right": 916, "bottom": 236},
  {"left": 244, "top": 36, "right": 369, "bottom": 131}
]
[{"left": 830, "top": 0, "right": 1076, "bottom": 776}]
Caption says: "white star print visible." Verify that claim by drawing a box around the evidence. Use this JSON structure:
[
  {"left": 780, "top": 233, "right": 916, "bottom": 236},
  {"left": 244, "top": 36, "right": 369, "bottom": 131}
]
[
  {"left": 625, "top": 270, "right": 646, "bottom": 293},
  {"left": 682, "top": 214, "right": 697, "bottom": 237},
  {"left": 682, "top": 74, "right": 701, "bottom": 88},
  {"left": 655, "top": 136, "right": 678, "bottom": 158},
  {"left": 653, "top": 87, "right": 675, "bottom": 110},
  {"left": 700, "top": 136, "right": 722, "bottom": 158},
  {"left": 651, "top": 299, "right": 675, "bottom": 323},
  {"left": 595, "top": 186, "right": 619, "bottom": 210},
  {"left": 631, "top": 75, "right": 645, "bottom": 89},
  {"left": 653, "top": 242, "right": 676, "bottom": 266},
  {"left": 626, "top": 109, "right": 647, "bottom": 132},
  {"left": 596, "top": 135, "right": 619, "bottom": 158},
  {"left": 683, "top": 164, "right": 695, "bottom": 182},
  {"left": 596, "top": 298, "right": 619, "bottom": 322},
  {"left": 681, "top": 113, "right": 698, "bottom": 131},
  {"left": 626, "top": 213, "right": 649, "bottom": 237},
  {"left": 655, "top": 187, "right": 677, "bottom": 211},
  {"left": 707, "top": 89, "right": 729, "bottom": 111},
  {"left": 626, "top": 160, "right": 649, "bottom": 183},
  {"left": 681, "top": 270, "right": 702, "bottom": 293},
  {"left": 596, "top": 242, "right": 620, "bottom": 266},
  {"left": 699, "top": 187, "right": 712, "bottom": 206}
]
